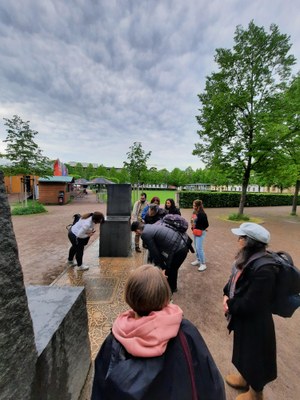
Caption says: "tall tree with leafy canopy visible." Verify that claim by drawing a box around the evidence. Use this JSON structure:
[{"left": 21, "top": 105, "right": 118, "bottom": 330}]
[
  {"left": 1, "top": 115, "right": 51, "bottom": 176},
  {"left": 193, "top": 21, "right": 296, "bottom": 215},
  {"left": 262, "top": 74, "right": 300, "bottom": 215},
  {"left": 123, "top": 142, "right": 151, "bottom": 185}
]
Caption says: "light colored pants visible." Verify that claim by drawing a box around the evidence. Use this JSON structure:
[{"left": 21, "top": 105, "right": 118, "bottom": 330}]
[{"left": 194, "top": 230, "right": 207, "bottom": 264}]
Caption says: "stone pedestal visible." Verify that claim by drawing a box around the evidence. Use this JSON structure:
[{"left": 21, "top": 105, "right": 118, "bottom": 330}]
[
  {"left": 100, "top": 216, "right": 131, "bottom": 257},
  {"left": 27, "top": 286, "right": 91, "bottom": 400},
  {"left": 0, "top": 171, "right": 91, "bottom": 400},
  {"left": 100, "top": 184, "right": 132, "bottom": 257}
]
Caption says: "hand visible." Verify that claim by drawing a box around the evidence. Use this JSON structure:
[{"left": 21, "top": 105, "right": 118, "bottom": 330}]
[{"left": 223, "top": 295, "right": 229, "bottom": 313}]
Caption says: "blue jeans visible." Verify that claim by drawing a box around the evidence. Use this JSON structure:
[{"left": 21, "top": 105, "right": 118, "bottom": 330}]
[{"left": 194, "top": 230, "right": 207, "bottom": 264}]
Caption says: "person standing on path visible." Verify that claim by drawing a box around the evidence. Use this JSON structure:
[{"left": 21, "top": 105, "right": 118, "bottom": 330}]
[
  {"left": 223, "top": 223, "right": 277, "bottom": 400},
  {"left": 164, "top": 198, "right": 181, "bottom": 215},
  {"left": 131, "top": 192, "right": 148, "bottom": 252},
  {"left": 190, "top": 199, "right": 209, "bottom": 271},
  {"left": 67, "top": 211, "right": 104, "bottom": 271}
]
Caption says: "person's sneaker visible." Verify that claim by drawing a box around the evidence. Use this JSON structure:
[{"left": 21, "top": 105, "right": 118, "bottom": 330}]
[
  {"left": 198, "top": 264, "right": 207, "bottom": 272},
  {"left": 191, "top": 260, "right": 200, "bottom": 266},
  {"left": 67, "top": 260, "right": 77, "bottom": 267},
  {"left": 76, "top": 265, "right": 89, "bottom": 271}
]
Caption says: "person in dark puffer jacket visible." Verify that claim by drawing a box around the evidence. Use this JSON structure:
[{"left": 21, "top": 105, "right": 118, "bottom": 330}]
[{"left": 131, "top": 221, "right": 190, "bottom": 293}]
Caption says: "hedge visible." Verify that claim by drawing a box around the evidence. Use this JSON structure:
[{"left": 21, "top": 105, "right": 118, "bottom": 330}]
[{"left": 178, "top": 191, "right": 299, "bottom": 208}]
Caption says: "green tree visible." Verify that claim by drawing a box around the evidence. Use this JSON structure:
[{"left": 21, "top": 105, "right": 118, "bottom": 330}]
[
  {"left": 1, "top": 115, "right": 51, "bottom": 176},
  {"left": 123, "top": 142, "right": 151, "bottom": 185},
  {"left": 267, "top": 75, "right": 300, "bottom": 214},
  {"left": 0, "top": 115, "right": 52, "bottom": 203},
  {"left": 193, "top": 21, "right": 296, "bottom": 215}
]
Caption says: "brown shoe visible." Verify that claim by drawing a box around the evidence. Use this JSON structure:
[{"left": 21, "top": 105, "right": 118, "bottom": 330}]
[
  {"left": 225, "top": 373, "right": 248, "bottom": 390},
  {"left": 135, "top": 247, "right": 142, "bottom": 253},
  {"left": 236, "top": 387, "right": 263, "bottom": 400}
]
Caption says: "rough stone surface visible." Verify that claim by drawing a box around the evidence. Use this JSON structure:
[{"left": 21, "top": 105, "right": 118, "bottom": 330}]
[{"left": 0, "top": 171, "right": 38, "bottom": 400}]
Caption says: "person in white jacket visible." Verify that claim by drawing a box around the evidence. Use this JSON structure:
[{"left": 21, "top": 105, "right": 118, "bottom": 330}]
[{"left": 68, "top": 211, "right": 104, "bottom": 270}]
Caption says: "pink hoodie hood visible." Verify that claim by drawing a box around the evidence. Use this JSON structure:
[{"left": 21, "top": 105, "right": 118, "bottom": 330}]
[{"left": 112, "top": 303, "right": 183, "bottom": 357}]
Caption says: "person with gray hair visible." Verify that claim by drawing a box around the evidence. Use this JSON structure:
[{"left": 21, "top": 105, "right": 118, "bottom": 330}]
[
  {"left": 223, "top": 223, "right": 277, "bottom": 400},
  {"left": 143, "top": 203, "right": 167, "bottom": 224}
]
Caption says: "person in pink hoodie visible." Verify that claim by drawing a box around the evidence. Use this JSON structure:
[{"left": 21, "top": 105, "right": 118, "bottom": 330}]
[{"left": 91, "top": 265, "right": 225, "bottom": 400}]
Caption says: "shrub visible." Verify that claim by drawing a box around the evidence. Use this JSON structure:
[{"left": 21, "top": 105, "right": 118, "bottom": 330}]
[
  {"left": 12, "top": 201, "right": 47, "bottom": 215},
  {"left": 228, "top": 213, "right": 250, "bottom": 221}
]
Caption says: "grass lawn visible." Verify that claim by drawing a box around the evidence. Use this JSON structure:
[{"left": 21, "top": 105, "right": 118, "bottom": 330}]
[{"left": 131, "top": 190, "right": 177, "bottom": 206}]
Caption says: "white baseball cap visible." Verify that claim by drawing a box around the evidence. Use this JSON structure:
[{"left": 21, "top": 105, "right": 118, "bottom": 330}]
[{"left": 231, "top": 222, "right": 270, "bottom": 244}]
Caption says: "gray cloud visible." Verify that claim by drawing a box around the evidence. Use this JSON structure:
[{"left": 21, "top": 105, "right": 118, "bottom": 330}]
[{"left": 0, "top": 0, "right": 299, "bottom": 170}]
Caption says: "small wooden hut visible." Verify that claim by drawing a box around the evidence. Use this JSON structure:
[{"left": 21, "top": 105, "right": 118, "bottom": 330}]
[{"left": 38, "top": 176, "right": 74, "bottom": 205}]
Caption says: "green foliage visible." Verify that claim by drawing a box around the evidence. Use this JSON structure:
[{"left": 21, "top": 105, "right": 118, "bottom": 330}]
[
  {"left": 228, "top": 213, "right": 250, "bottom": 221},
  {"left": 178, "top": 191, "right": 300, "bottom": 208},
  {"left": 123, "top": 142, "right": 152, "bottom": 184},
  {"left": 1, "top": 115, "right": 52, "bottom": 176},
  {"left": 11, "top": 201, "right": 47, "bottom": 215},
  {"left": 194, "top": 21, "right": 296, "bottom": 214}
]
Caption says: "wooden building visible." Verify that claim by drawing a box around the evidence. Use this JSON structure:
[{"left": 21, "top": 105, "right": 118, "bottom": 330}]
[{"left": 38, "top": 176, "right": 74, "bottom": 205}]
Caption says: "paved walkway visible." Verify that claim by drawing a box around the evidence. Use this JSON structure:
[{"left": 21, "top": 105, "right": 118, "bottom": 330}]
[{"left": 52, "top": 206, "right": 300, "bottom": 400}]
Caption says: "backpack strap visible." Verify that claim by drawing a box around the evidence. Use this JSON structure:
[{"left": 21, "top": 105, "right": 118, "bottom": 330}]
[{"left": 178, "top": 329, "right": 198, "bottom": 400}]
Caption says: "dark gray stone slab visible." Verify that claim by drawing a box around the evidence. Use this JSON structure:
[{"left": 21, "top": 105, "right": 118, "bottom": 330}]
[
  {"left": 100, "top": 217, "right": 132, "bottom": 257},
  {"left": 27, "top": 285, "right": 91, "bottom": 400},
  {"left": 26, "top": 286, "right": 86, "bottom": 355},
  {"left": 106, "top": 184, "right": 131, "bottom": 216}
]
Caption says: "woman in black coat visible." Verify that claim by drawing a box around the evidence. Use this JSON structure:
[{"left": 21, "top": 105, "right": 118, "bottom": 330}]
[
  {"left": 223, "top": 223, "right": 277, "bottom": 400},
  {"left": 164, "top": 198, "right": 181, "bottom": 215}
]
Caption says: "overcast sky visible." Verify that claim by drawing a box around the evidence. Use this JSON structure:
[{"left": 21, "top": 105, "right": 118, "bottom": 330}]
[{"left": 0, "top": 0, "right": 299, "bottom": 171}]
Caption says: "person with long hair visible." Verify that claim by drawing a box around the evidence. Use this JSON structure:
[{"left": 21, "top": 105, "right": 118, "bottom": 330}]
[
  {"left": 190, "top": 199, "right": 209, "bottom": 271},
  {"left": 92, "top": 265, "right": 225, "bottom": 400},
  {"left": 223, "top": 223, "right": 277, "bottom": 400},
  {"left": 164, "top": 198, "right": 181, "bottom": 215},
  {"left": 67, "top": 211, "right": 105, "bottom": 271}
]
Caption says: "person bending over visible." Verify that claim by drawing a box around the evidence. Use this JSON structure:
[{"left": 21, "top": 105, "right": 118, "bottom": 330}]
[{"left": 67, "top": 211, "right": 104, "bottom": 271}]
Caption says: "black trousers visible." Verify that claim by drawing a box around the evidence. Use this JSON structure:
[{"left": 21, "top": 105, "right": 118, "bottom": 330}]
[
  {"left": 166, "top": 247, "right": 188, "bottom": 293},
  {"left": 68, "top": 230, "right": 90, "bottom": 266}
]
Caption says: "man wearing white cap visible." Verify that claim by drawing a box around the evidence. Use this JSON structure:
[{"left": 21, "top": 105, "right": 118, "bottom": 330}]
[{"left": 223, "top": 223, "right": 277, "bottom": 400}]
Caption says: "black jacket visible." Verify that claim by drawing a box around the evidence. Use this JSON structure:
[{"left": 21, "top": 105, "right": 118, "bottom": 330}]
[
  {"left": 91, "top": 319, "right": 226, "bottom": 400},
  {"left": 224, "top": 258, "right": 278, "bottom": 390},
  {"left": 194, "top": 211, "right": 209, "bottom": 230},
  {"left": 141, "top": 223, "right": 189, "bottom": 270}
]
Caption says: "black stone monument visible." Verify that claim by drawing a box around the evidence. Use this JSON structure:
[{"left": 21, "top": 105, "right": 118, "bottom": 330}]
[{"left": 100, "top": 184, "right": 132, "bottom": 257}]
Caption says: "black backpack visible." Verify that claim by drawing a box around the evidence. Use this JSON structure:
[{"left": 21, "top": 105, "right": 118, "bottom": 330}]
[
  {"left": 66, "top": 213, "right": 81, "bottom": 231},
  {"left": 253, "top": 250, "right": 300, "bottom": 318},
  {"left": 162, "top": 214, "right": 188, "bottom": 233},
  {"left": 162, "top": 214, "right": 194, "bottom": 253}
]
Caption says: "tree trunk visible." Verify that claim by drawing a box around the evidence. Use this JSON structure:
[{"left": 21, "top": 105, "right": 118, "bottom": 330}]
[
  {"left": 291, "top": 179, "right": 300, "bottom": 215},
  {"left": 238, "top": 168, "right": 251, "bottom": 215}
]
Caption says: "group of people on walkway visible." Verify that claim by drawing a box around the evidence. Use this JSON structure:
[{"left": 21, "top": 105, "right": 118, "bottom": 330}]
[
  {"left": 131, "top": 193, "right": 181, "bottom": 252},
  {"left": 67, "top": 193, "right": 281, "bottom": 400}
]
